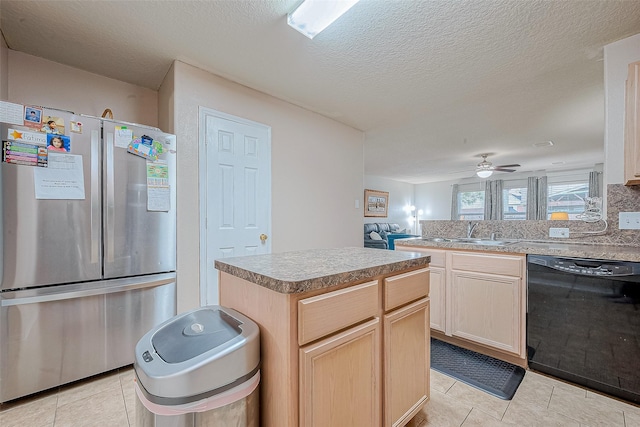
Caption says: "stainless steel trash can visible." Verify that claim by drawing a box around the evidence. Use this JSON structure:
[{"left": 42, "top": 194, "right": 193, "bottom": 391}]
[{"left": 134, "top": 305, "right": 260, "bottom": 427}]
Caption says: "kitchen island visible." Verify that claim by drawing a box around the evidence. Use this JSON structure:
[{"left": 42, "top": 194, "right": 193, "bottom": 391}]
[{"left": 215, "top": 247, "right": 431, "bottom": 427}]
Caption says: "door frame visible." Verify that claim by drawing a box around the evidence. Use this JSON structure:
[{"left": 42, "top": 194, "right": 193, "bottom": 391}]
[{"left": 198, "top": 107, "right": 272, "bottom": 306}]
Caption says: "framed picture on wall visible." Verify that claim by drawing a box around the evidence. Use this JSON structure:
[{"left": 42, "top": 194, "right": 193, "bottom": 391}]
[{"left": 364, "top": 189, "right": 389, "bottom": 217}]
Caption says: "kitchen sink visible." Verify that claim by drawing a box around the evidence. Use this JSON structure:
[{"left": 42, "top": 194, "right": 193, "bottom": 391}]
[
  {"left": 459, "top": 238, "right": 512, "bottom": 246},
  {"left": 422, "top": 237, "right": 516, "bottom": 246}
]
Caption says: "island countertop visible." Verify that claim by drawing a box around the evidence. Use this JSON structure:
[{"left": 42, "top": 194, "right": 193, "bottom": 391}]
[{"left": 214, "top": 247, "right": 431, "bottom": 294}]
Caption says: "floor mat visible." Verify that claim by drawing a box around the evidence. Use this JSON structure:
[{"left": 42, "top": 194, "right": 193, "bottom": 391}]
[{"left": 431, "top": 338, "right": 525, "bottom": 400}]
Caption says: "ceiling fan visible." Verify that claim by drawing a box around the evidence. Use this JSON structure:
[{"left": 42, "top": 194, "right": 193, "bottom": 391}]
[{"left": 475, "top": 154, "right": 520, "bottom": 178}]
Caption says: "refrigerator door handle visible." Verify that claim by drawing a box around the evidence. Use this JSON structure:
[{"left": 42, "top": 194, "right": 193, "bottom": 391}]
[
  {"left": 105, "top": 131, "right": 115, "bottom": 263},
  {"left": 91, "top": 129, "right": 100, "bottom": 264},
  {"left": 1, "top": 274, "right": 176, "bottom": 306}
]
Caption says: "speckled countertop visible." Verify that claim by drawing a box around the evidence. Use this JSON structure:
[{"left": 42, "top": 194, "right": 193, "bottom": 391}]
[
  {"left": 395, "top": 238, "right": 640, "bottom": 262},
  {"left": 214, "top": 247, "right": 431, "bottom": 294}
]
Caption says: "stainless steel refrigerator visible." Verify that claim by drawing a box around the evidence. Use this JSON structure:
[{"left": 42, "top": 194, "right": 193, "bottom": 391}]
[{"left": 0, "top": 104, "right": 177, "bottom": 402}]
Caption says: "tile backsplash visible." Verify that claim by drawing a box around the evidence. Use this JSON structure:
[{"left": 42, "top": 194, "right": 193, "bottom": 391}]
[{"left": 419, "top": 184, "right": 640, "bottom": 246}]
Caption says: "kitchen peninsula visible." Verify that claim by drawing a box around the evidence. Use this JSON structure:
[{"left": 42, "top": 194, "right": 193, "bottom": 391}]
[
  {"left": 395, "top": 235, "right": 640, "bottom": 405},
  {"left": 215, "top": 247, "right": 431, "bottom": 427},
  {"left": 394, "top": 236, "right": 640, "bottom": 365},
  {"left": 394, "top": 237, "right": 640, "bottom": 263}
]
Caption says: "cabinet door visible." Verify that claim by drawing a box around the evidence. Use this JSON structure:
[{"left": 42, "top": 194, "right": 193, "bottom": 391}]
[
  {"left": 300, "top": 318, "right": 381, "bottom": 427},
  {"left": 450, "top": 271, "right": 522, "bottom": 356},
  {"left": 429, "top": 266, "right": 446, "bottom": 333},
  {"left": 625, "top": 61, "right": 640, "bottom": 185},
  {"left": 384, "top": 299, "right": 430, "bottom": 427},
  {"left": 394, "top": 246, "right": 445, "bottom": 333}
]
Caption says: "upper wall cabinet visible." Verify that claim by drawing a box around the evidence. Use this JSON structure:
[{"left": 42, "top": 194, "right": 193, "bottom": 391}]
[{"left": 625, "top": 61, "right": 640, "bottom": 186}]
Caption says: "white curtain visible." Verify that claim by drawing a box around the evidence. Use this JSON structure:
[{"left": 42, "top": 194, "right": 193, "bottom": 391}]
[
  {"left": 537, "top": 176, "right": 548, "bottom": 220},
  {"left": 589, "top": 171, "right": 602, "bottom": 197},
  {"left": 493, "top": 180, "right": 503, "bottom": 220},
  {"left": 483, "top": 180, "right": 503, "bottom": 220},
  {"left": 451, "top": 184, "right": 459, "bottom": 220},
  {"left": 526, "top": 176, "right": 538, "bottom": 220},
  {"left": 483, "top": 181, "right": 491, "bottom": 219},
  {"left": 526, "top": 176, "right": 548, "bottom": 220}
]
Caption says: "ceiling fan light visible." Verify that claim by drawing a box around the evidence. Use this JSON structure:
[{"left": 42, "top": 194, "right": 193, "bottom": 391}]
[{"left": 476, "top": 169, "right": 493, "bottom": 178}]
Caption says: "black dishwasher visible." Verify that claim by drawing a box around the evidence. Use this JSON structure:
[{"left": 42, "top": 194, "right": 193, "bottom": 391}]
[{"left": 527, "top": 255, "right": 640, "bottom": 404}]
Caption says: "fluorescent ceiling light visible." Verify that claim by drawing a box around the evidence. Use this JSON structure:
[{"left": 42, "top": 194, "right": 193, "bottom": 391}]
[
  {"left": 476, "top": 169, "right": 493, "bottom": 178},
  {"left": 287, "top": 0, "right": 360, "bottom": 39},
  {"left": 533, "top": 140, "right": 554, "bottom": 148}
]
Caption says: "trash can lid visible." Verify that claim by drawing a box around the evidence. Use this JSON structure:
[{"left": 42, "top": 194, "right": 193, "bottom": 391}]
[
  {"left": 134, "top": 305, "right": 260, "bottom": 403},
  {"left": 152, "top": 308, "right": 242, "bottom": 363}
]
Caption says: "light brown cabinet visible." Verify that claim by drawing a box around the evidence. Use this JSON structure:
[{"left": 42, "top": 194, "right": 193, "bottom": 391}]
[
  {"left": 300, "top": 318, "right": 381, "bottom": 426},
  {"left": 219, "top": 266, "right": 430, "bottom": 427},
  {"left": 625, "top": 61, "right": 640, "bottom": 186},
  {"left": 383, "top": 298, "right": 429, "bottom": 427},
  {"left": 298, "top": 280, "right": 381, "bottom": 426},
  {"left": 396, "top": 246, "right": 526, "bottom": 363},
  {"left": 395, "top": 247, "right": 447, "bottom": 335},
  {"left": 382, "top": 269, "right": 430, "bottom": 427},
  {"left": 419, "top": 249, "right": 446, "bottom": 333},
  {"left": 449, "top": 251, "right": 525, "bottom": 357}
]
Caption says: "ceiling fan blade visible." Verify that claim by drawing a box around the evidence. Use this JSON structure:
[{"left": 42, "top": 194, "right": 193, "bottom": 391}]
[
  {"left": 495, "top": 164, "right": 520, "bottom": 168},
  {"left": 494, "top": 168, "right": 516, "bottom": 172}
]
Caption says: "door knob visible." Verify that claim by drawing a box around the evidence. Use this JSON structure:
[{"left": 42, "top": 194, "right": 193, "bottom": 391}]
[{"left": 260, "top": 234, "right": 268, "bottom": 242}]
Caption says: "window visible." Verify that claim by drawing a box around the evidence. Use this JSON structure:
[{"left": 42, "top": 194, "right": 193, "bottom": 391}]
[
  {"left": 456, "top": 189, "right": 484, "bottom": 220},
  {"left": 452, "top": 171, "right": 596, "bottom": 221},
  {"left": 547, "top": 181, "right": 588, "bottom": 219},
  {"left": 502, "top": 180, "right": 528, "bottom": 221}
]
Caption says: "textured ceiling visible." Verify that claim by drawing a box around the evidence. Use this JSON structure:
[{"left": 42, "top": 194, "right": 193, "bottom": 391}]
[{"left": 2, "top": 0, "right": 640, "bottom": 183}]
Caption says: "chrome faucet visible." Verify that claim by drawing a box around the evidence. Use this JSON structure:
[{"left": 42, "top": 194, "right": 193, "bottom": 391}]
[{"left": 467, "top": 222, "right": 478, "bottom": 238}]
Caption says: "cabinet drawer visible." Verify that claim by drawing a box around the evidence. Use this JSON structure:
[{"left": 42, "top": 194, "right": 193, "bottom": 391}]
[
  {"left": 450, "top": 252, "right": 523, "bottom": 277},
  {"left": 384, "top": 268, "right": 430, "bottom": 312},
  {"left": 427, "top": 249, "right": 446, "bottom": 268},
  {"left": 395, "top": 246, "right": 445, "bottom": 268},
  {"left": 298, "top": 280, "right": 379, "bottom": 346}
]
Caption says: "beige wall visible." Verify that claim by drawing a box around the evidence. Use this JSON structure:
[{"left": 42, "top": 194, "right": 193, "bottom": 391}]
[
  {"left": 364, "top": 175, "right": 415, "bottom": 229},
  {"left": 169, "top": 61, "right": 364, "bottom": 312},
  {"left": 7, "top": 51, "right": 158, "bottom": 126},
  {"left": 415, "top": 180, "right": 454, "bottom": 220},
  {"left": 158, "top": 64, "right": 174, "bottom": 134},
  {"left": 0, "top": 33, "right": 7, "bottom": 100}
]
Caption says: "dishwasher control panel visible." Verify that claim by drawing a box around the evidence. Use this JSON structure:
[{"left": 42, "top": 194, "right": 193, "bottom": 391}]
[{"left": 528, "top": 255, "right": 637, "bottom": 276}]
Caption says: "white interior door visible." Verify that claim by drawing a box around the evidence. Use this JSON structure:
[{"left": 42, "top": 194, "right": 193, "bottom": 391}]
[{"left": 199, "top": 108, "right": 271, "bottom": 306}]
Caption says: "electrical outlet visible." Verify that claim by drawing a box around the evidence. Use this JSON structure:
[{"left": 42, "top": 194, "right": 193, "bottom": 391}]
[
  {"left": 549, "top": 227, "right": 570, "bottom": 238},
  {"left": 619, "top": 212, "right": 640, "bottom": 229}
]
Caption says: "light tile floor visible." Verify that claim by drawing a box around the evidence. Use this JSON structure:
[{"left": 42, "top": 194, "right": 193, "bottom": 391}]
[
  {"left": 0, "top": 367, "right": 136, "bottom": 427},
  {"left": 1, "top": 366, "right": 639, "bottom": 426},
  {"left": 412, "top": 369, "right": 640, "bottom": 427}
]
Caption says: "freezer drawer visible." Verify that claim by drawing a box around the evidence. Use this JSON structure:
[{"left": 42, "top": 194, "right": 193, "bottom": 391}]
[{"left": 0, "top": 273, "right": 176, "bottom": 402}]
